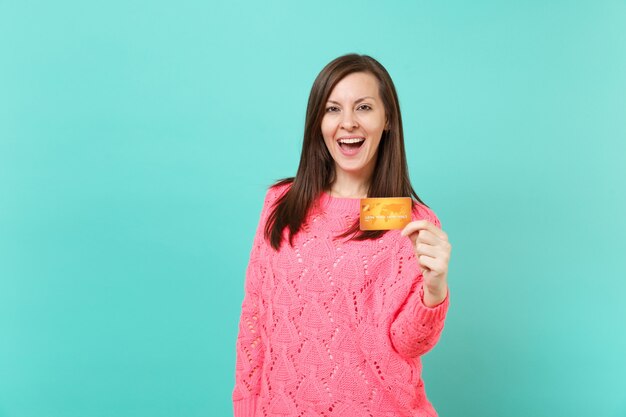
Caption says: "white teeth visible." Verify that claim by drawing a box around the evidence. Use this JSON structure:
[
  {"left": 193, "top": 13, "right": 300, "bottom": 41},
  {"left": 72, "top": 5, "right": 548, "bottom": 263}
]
[{"left": 338, "top": 138, "right": 365, "bottom": 144}]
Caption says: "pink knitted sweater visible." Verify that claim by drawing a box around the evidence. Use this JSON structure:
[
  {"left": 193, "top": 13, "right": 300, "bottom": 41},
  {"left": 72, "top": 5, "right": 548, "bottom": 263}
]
[{"left": 233, "top": 183, "right": 449, "bottom": 417}]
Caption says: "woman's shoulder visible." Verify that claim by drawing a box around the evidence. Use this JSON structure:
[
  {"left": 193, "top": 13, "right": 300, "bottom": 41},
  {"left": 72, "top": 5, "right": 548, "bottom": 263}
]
[
  {"left": 265, "top": 178, "right": 293, "bottom": 201},
  {"left": 411, "top": 200, "right": 441, "bottom": 228},
  {"left": 257, "top": 178, "right": 293, "bottom": 213},
  {"left": 268, "top": 178, "right": 293, "bottom": 194}
]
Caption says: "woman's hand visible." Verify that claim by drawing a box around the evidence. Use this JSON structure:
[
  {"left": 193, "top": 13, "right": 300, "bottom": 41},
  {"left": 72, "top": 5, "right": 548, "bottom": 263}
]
[{"left": 401, "top": 220, "right": 451, "bottom": 307}]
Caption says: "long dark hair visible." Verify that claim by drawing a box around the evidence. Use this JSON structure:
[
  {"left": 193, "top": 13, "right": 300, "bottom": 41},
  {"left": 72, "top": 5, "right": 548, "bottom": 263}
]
[{"left": 265, "top": 53, "right": 427, "bottom": 250}]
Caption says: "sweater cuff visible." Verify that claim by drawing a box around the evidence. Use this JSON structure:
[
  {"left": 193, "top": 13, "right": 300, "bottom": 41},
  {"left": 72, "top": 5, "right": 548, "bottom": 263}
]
[
  {"left": 414, "top": 285, "right": 449, "bottom": 323},
  {"left": 233, "top": 396, "right": 258, "bottom": 417}
]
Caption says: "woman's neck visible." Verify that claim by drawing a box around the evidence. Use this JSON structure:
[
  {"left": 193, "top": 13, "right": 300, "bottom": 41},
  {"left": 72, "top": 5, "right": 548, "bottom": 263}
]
[{"left": 329, "top": 171, "right": 370, "bottom": 199}]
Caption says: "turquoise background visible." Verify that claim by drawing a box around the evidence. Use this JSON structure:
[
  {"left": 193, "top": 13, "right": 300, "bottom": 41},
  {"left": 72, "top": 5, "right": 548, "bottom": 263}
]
[{"left": 1, "top": 1, "right": 625, "bottom": 416}]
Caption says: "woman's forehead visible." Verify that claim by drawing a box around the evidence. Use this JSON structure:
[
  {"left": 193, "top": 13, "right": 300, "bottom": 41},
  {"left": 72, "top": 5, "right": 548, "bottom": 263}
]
[{"left": 328, "top": 72, "right": 380, "bottom": 101}]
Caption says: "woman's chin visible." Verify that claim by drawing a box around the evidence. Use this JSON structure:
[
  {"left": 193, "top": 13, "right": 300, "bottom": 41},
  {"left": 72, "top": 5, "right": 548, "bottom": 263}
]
[{"left": 334, "top": 160, "right": 373, "bottom": 177}]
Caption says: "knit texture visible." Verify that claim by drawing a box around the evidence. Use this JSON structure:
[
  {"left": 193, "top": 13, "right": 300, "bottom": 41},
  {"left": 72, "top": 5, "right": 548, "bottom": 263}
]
[{"left": 233, "top": 183, "right": 450, "bottom": 417}]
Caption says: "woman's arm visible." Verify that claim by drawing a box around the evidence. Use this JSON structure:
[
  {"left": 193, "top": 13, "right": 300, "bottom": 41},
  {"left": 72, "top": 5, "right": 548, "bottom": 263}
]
[
  {"left": 389, "top": 278, "right": 449, "bottom": 359},
  {"left": 232, "top": 187, "right": 279, "bottom": 416},
  {"left": 233, "top": 259, "right": 264, "bottom": 416},
  {"left": 389, "top": 209, "right": 451, "bottom": 359}
]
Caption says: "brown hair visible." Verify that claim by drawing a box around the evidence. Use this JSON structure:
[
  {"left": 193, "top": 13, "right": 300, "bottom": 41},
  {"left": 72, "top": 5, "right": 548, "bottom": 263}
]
[{"left": 265, "top": 53, "right": 427, "bottom": 250}]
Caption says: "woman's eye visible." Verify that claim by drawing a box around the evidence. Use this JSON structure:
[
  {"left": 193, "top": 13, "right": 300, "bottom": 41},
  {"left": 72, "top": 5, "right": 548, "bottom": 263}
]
[
  {"left": 325, "top": 106, "right": 340, "bottom": 113},
  {"left": 357, "top": 104, "right": 372, "bottom": 111}
]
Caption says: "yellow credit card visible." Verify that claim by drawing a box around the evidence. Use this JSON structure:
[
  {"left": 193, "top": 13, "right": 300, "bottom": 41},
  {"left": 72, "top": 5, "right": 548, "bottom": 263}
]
[{"left": 359, "top": 197, "right": 412, "bottom": 230}]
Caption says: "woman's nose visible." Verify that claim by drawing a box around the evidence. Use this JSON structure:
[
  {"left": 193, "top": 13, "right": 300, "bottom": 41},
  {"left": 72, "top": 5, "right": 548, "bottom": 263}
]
[{"left": 340, "top": 111, "right": 358, "bottom": 129}]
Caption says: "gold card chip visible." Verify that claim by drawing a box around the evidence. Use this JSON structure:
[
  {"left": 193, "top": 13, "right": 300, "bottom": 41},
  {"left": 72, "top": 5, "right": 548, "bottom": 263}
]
[{"left": 359, "top": 197, "right": 412, "bottom": 231}]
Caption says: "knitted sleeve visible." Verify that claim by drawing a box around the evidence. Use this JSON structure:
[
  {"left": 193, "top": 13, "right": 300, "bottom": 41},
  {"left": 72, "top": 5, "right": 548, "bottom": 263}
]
[
  {"left": 389, "top": 206, "right": 450, "bottom": 359},
  {"left": 232, "top": 186, "right": 281, "bottom": 416}
]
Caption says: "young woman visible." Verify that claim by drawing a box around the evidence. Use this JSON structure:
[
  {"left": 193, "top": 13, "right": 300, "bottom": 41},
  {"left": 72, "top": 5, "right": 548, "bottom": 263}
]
[{"left": 233, "top": 54, "right": 452, "bottom": 417}]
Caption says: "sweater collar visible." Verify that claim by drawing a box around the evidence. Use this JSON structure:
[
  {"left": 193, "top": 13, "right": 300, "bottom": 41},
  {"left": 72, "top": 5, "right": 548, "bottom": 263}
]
[{"left": 318, "top": 191, "right": 361, "bottom": 212}]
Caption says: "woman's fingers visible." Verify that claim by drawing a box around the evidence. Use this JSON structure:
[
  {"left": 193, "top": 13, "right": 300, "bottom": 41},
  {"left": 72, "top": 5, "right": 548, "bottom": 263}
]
[
  {"left": 417, "top": 254, "right": 448, "bottom": 276},
  {"left": 416, "top": 245, "right": 450, "bottom": 268},
  {"left": 414, "top": 242, "right": 439, "bottom": 258},
  {"left": 401, "top": 220, "right": 448, "bottom": 241},
  {"left": 412, "top": 230, "right": 439, "bottom": 246},
  {"left": 405, "top": 229, "right": 450, "bottom": 257},
  {"left": 401, "top": 219, "right": 451, "bottom": 282}
]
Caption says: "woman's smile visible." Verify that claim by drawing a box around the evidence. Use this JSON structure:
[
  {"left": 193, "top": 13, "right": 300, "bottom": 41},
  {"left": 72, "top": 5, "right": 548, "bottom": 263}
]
[{"left": 336, "top": 136, "right": 366, "bottom": 156}]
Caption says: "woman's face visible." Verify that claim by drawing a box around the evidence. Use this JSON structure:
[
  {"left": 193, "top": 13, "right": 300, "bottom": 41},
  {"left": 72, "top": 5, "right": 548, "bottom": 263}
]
[{"left": 321, "top": 71, "right": 387, "bottom": 182}]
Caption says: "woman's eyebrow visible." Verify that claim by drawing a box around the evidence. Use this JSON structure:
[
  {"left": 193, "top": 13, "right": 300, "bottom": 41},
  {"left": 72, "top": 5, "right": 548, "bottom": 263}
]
[{"left": 327, "top": 96, "right": 376, "bottom": 105}]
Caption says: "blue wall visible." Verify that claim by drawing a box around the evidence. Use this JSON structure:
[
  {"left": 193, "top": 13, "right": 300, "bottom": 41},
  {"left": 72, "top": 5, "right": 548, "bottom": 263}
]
[{"left": 1, "top": 1, "right": 625, "bottom": 416}]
